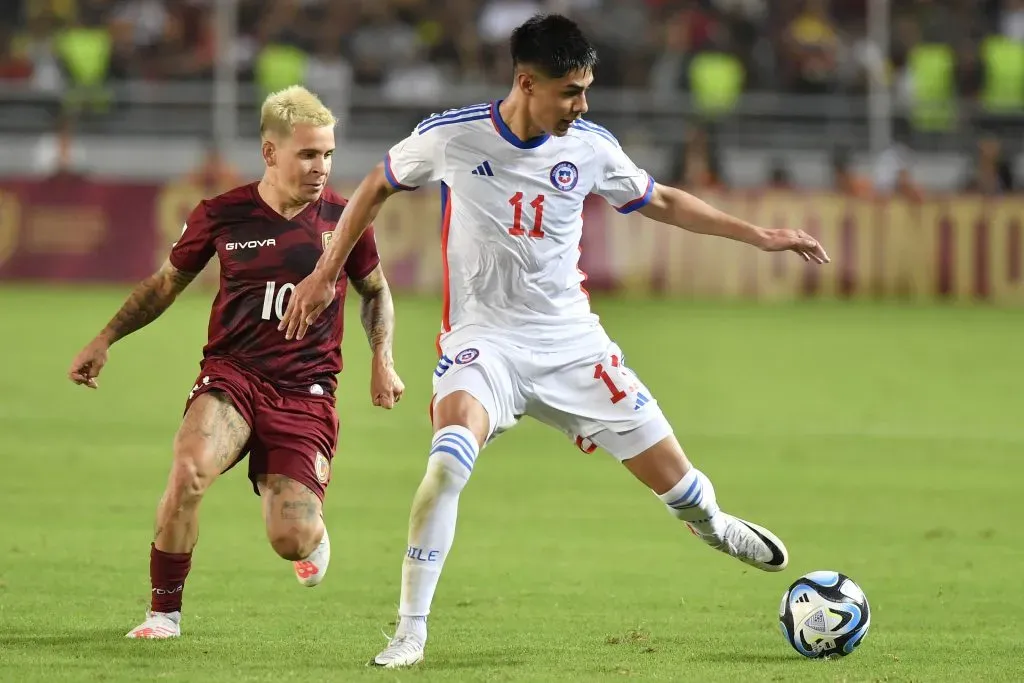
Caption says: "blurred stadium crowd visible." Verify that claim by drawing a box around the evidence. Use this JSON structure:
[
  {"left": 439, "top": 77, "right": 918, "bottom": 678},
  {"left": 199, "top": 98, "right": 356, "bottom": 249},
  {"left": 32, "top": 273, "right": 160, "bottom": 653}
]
[
  {"left": 1, "top": 0, "right": 1021, "bottom": 96},
  {"left": 1, "top": 0, "right": 1021, "bottom": 194}
]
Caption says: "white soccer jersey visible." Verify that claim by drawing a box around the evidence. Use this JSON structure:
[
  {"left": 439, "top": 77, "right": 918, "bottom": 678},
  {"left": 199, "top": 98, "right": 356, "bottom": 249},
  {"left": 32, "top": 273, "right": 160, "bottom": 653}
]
[{"left": 384, "top": 100, "right": 654, "bottom": 348}]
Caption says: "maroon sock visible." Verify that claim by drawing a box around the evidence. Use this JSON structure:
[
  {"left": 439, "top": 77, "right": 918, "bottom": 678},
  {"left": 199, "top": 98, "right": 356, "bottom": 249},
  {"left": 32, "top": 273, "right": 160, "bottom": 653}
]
[{"left": 150, "top": 543, "right": 192, "bottom": 613}]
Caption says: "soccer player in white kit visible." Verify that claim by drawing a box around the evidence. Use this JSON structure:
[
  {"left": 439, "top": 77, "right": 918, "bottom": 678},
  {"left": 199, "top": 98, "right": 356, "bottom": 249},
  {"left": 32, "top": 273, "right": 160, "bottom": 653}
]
[{"left": 281, "top": 14, "right": 830, "bottom": 668}]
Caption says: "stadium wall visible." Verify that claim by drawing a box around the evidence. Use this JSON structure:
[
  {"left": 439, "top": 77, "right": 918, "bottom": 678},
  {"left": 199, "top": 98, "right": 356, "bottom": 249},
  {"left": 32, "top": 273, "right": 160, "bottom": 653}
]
[{"left": 1, "top": 176, "right": 1022, "bottom": 304}]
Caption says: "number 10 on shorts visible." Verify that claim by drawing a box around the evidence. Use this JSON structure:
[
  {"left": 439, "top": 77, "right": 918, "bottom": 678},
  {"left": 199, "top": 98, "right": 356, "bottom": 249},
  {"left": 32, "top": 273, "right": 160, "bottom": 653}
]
[{"left": 261, "top": 281, "right": 295, "bottom": 321}]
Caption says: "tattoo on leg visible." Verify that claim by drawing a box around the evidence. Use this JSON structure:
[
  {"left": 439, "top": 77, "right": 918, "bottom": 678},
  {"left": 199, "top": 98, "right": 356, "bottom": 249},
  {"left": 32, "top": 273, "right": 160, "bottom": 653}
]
[
  {"left": 208, "top": 392, "right": 249, "bottom": 471},
  {"left": 179, "top": 391, "right": 249, "bottom": 473},
  {"left": 280, "top": 499, "right": 319, "bottom": 521},
  {"left": 266, "top": 475, "right": 322, "bottom": 522}
]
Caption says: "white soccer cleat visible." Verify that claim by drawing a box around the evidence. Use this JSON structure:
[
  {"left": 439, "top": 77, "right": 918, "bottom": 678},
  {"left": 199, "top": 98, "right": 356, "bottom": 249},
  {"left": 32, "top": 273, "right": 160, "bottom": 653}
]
[
  {"left": 371, "top": 633, "right": 426, "bottom": 669},
  {"left": 125, "top": 610, "right": 181, "bottom": 639},
  {"left": 293, "top": 527, "right": 330, "bottom": 587},
  {"left": 690, "top": 513, "right": 789, "bottom": 572}
]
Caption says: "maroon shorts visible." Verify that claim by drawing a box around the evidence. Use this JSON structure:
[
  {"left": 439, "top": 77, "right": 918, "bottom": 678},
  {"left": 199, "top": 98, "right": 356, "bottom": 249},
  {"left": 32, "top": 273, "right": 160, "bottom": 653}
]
[{"left": 183, "top": 357, "right": 339, "bottom": 501}]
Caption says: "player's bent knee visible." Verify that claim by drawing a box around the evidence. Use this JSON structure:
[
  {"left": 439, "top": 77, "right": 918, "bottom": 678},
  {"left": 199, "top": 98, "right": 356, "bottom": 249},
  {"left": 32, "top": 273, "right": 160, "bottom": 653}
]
[
  {"left": 258, "top": 474, "right": 324, "bottom": 560},
  {"left": 432, "top": 390, "right": 490, "bottom": 445},
  {"left": 267, "top": 521, "right": 322, "bottom": 561},
  {"left": 168, "top": 453, "right": 215, "bottom": 501}
]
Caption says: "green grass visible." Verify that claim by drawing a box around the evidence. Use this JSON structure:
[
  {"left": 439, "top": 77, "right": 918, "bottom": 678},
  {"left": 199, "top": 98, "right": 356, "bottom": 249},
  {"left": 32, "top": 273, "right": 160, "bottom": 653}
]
[{"left": 1, "top": 285, "right": 1022, "bottom": 682}]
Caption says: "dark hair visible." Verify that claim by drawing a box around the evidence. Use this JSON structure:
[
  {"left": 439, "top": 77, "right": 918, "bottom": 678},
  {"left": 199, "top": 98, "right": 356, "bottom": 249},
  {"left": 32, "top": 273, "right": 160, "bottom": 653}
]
[{"left": 510, "top": 14, "right": 598, "bottom": 78}]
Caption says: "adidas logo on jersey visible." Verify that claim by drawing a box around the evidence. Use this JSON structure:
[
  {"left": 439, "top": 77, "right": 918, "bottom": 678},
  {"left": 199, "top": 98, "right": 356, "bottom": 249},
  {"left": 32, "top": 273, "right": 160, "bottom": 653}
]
[
  {"left": 634, "top": 392, "right": 650, "bottom": 411},
  {"left": 471, "top": 161, "right": 495, "bottom": 177}
]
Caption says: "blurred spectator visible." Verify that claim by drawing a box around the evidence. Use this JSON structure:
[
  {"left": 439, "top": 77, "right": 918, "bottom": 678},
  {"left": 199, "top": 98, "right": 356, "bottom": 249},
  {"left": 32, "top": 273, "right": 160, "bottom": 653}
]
[
  {"left": 954, "top": 38, "right": 982, "bottom": 102},
  {"left": 979, "top": 33, "right": 1024, "bottom": 116},
  {"left": 688, "top": 32, "right": 745, "bottom": 119},
  {"left": 905, "top": 36, "right": 957, "bottom": 133},
  {"left": 668, "top": 125, "right": 725, "bottom": 190},
  {"left": 32, "top": 115, "right": 86, "bottom": 176},
  {"left": 382, "top": 42, "right": 445, "bottom": 103},
  {"left": 479, "top": 0, "right": 543, "bottom": 46},
  {"left": 304, "top": 23, "right": 352, "bottom": 114},
  {"left": 894, "top": 167, "right": 926, "bottom": 201},
  {"left": 768, "top": 158, "right": 794, "bottom": 189},
  {"left": 53, "top": 0, "right": 115, "bottom": 115},
  {"left": 649, "top": 4, "right": 720, "bottom": 94},
  {"left": 186, "top": 145, "right": 244, "bottom": 193},
  {"left": 1001, "top": 0, "right": 1024, "bottom": 41},
  {"left": 7, "top": 11, "right": 65, "bottom": 93},
  {"left": 110, "top": 0, "right": 168, "bottom": 50},
  {"left": 349, "top": 2, "right": 419, "bottom": 86},
  {"left": 963, "top": 135, "right": 1015, "bottom": 194},
  {"left": 873, "top": 138, "right": 924, "bottom": 200},
  {"left": 0, "top": 26, "right": 34, "bottom": 81},
  {"left": 711, "top": 0, "right": 767, "bottom": 87},
  {"left": 588, "top": 0, "right": 652, "bottom": 87},
  {"left": 831, "top": 146, "right": 873, "bottom": 198},
  {"left": 781, "top": 0, "right": 841, "bottom": 94},
  {"left": 838, "top": 16, "right": 886, "bottom": 94},
  {"left": 478, "top": 0, "right": 542, "bottom": 82},
  {"left": 144, "top": 3, "right": 214, "bottom": 80}
]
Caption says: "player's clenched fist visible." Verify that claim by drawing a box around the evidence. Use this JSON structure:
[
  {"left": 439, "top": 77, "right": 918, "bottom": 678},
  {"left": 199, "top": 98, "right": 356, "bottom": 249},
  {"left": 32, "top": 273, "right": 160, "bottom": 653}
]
[
  {"left": 758, "top": 228, "right": 831, "bottom": 264},
  {"left": 371, "top": 358, "right": 404, "bottom": 409},
  {"left": 279, "top": 271, "right": 335, "bottom": 341},
  {"left": 68, "top": 337, "right": 110, "bottom": 389}
]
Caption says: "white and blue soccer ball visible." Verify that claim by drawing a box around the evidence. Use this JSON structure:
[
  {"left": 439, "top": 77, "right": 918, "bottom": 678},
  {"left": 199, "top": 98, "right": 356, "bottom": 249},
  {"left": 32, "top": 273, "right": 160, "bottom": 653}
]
[{"left": 779, "top": 571, "right": 870, "bottom": 659}]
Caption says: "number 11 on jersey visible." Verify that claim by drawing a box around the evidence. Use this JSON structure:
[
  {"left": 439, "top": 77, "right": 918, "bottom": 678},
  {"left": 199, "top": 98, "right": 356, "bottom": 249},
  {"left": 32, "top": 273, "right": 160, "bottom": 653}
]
[{"left": 508, "top": 192, "right": 545, "bottom": 239}]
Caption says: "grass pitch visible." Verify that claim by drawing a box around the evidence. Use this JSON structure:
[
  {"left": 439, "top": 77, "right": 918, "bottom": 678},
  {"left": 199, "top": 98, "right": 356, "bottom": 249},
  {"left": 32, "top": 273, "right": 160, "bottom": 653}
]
[{"left": 1, "top": 286, "right": 1021, "bottom": 682}]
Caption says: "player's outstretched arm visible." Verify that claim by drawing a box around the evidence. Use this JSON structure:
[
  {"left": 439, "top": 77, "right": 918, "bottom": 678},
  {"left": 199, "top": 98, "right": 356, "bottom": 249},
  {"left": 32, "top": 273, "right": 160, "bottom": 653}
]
[
  {"left": 639, "top": 183, "right": 830, "bottom": 264},
  {"left": 280, "top": 164, "right": 397, "bottom": 341},
  {"left": 350, "top": 264, "right": 404, "bottom": 409},
  {"left": 68, "top": 259, "right": 198, "bottom": 388}
]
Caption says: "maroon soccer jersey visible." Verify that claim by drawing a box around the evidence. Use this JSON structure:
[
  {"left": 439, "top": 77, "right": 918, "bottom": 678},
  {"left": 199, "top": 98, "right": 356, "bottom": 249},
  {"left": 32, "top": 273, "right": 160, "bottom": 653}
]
[{"left": 169, "top": 183, "right": 379, "bottom": 394}]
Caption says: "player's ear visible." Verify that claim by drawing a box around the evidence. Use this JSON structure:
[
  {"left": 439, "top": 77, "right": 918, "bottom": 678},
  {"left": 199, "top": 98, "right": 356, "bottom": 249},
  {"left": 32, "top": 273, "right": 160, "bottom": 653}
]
[
  {"left": 262, "top": 139, "right": 276, "bottom": 167},
  {"left": 516, "top": 70, "right": 535, "bottom": 96}
]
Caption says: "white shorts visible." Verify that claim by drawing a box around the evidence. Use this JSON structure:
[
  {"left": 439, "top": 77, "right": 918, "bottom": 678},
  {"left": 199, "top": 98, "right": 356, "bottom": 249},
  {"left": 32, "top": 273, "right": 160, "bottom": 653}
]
[{"left": 431, "top": 328, "right": 673, "bottom": 461}]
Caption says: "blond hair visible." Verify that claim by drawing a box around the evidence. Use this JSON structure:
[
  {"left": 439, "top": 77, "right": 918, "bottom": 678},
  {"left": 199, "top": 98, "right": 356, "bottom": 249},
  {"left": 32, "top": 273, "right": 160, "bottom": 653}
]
[{"left": 259, "top": 85, "right": 337, "bottom": 139}]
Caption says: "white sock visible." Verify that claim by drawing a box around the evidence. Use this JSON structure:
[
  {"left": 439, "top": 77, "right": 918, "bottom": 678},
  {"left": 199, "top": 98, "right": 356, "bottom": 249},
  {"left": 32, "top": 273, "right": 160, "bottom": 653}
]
[
  {"left": 398, "top": 426, "right": 478, "bottom": 631},
  {"left": 657, "top": 467, "right": 725, "bottom": 536}
]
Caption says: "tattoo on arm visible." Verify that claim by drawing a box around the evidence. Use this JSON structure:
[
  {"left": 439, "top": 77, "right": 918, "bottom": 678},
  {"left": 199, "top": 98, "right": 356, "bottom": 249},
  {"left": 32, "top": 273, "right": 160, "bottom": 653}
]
[
  {"left": 350, "top": 265, "right": 395, "bottom": 362},
  {"left": 101, "top": 259, "right": 198, "bottom": 344}
]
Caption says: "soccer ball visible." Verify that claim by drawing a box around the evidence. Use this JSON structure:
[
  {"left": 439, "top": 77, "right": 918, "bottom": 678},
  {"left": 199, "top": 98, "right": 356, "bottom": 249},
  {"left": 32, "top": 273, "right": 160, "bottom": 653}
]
[{"left": 778, "top": 571, "right": 870, "bottom": 658}]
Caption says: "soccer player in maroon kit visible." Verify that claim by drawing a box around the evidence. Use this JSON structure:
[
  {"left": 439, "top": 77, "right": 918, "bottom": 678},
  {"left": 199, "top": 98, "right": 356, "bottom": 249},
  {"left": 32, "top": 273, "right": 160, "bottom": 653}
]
[{"left": 67, "top": 86, "right": 404, "bottom": 639}]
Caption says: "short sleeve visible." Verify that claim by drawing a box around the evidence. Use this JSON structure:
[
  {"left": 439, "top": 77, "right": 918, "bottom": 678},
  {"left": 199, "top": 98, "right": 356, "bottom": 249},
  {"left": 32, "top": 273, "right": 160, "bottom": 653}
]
[
  {"left": 344, "top": 225, "right": 381, "bottom": 282},
  {"left": 169, "top": 201, "right": 216, "bottom": 273},
  {"left": 592, "top": 142, "right": 655, "bottom": 214},
  {"left": 383, "top": 128, "right": 444, "bottom": 191}
]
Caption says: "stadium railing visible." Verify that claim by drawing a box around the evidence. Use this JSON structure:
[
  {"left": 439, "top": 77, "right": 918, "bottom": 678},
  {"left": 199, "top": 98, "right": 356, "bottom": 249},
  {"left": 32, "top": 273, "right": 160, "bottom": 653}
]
[{"left": 0, "top": 80, "right": 1019, "bottom": 155}]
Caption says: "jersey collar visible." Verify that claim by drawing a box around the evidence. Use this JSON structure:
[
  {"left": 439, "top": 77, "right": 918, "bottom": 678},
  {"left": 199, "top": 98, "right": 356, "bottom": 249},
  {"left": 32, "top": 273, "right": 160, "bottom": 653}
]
[{"left": 489, "top": 100, "right": 550, "bottom": 150}]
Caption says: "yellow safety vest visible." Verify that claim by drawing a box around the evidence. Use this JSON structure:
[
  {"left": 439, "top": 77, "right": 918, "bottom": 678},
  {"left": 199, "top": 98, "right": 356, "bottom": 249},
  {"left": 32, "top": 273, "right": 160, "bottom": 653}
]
[
  {"left": 689, "top": 52, "right": 744, "bottom": 117},
  {"left": 909, "top": 43, "right": 955, "bottom": 131},
  {"left": 981, "top": 35, "right": 1024, "bottom": 113},
  {"left": 255, "top": 44, "right": 308, "bottom": 98}
]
